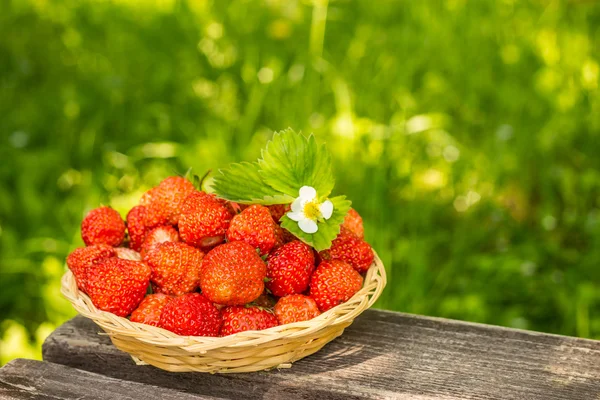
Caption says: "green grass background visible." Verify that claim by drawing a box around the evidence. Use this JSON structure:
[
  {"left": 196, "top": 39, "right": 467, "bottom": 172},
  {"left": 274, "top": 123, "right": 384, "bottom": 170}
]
[{"left": 1, "top": 0, "right": 600, "bottom": 363}]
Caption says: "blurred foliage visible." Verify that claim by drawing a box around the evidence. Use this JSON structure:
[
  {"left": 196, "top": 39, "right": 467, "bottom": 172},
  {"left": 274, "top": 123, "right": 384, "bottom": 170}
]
[{"left": 1, "top": 0, "right": 600, "bottom": 364}]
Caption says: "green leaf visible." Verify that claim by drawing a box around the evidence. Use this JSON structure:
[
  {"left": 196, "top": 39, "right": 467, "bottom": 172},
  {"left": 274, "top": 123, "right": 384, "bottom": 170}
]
[
  {"left": 212, "top": 161, "right": 294, "bottom": 205},
  {"left": 280, "top": 196, "right": 352, "bottom": 251},
  {"left": 259, "top": 128, "right": 334, "bottom": 199}
]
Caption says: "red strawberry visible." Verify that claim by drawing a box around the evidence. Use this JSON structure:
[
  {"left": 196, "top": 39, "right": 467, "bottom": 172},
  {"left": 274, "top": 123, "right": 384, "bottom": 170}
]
[
  {"left": 86, "top": 258, "right": 151, "bottom": 317},
  {"left": 130, "top": 293, "right": 172, "bottom": 326},
  {"left": 144, "top": 241, "right": 204, "bottom": 295},
  {"left": 309, "top": 260, "right": 363, "bottom": 312},
  {"left": 66, "top": 245, "right": 115, "bottom": 292},
  {"left": 226, "top": 205, "right": 277, "bottom": 255},
  {"left": 200, "top": 241, "right": 266, "bottom": 305},
  {"left": 115, "top": 247, "right": 142, "bottom": 261},
  {"left": 273, "top": 224, "right": 285, "bottom": 249},
  {"left": 139, "top": 190, "right": 153, "bottom": 207},
  {"left": 341, "top": 208, "right": 364, "bottom": 239},
  {"left": 220, "top": 306, "right": 278, "bottom": 336},
  {"left": 272, "top": 224, "right": 290, "bottom": 249},
  {"left": 159, "top": 293, "right": 221, "bottom": 336},
  {"left": 126, "top": 205, "right": 147, "bottom": 252},
  {"left": 179, "top": 191, "right": 232, "bottom": 248},
  {"left": 251, "top": 293, "right": 277, "bottom": 309},
  {"left": 81, "top": 206, "right": 126, "bottom": 247},
  {"left": 219, "top": 200, "right": 247, "bottom": 216},
  {"left": 140, "top": 225, "right": 180, "bottom": 258},
  {"left": 274, "top": 294, "right": 321, "bottom": 324},
  {"left": 268, "top": 204, "right": 290, "bottom": 223},
  {"left": 266, "top": 240, "right": 315, "bottom": 297},
  {"left": 273, "top": 225, "right": 297, "bottom": 250},
  {"left": 320, "top": 233, "right": 374, "bottom": 274},
  {"left": 140, "top": 176, "right": 195, "bottom": 227}
]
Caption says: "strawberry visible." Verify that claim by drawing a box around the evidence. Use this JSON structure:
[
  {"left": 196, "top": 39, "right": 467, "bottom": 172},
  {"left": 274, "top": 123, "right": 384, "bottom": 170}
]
[
  {"left": 273, "top": 224, "right": 285, "bottom": 249},
  {"left": 266, "top": 240, "right": 315, "bottom": 297},
  {"left": 144, "top": 241, "right": 204, "bottom": 296},
  {"left": 140, "top": 225, "right": 180, "bottom": 258},
  {"left": 251, "top": 293, "right": 277, "bottom": 309},
  {"left": 86, "top": 258, "right": 151, "bottom": 317},
  {"left": 130, "top": 293, "right": 172, "bottom": 326},
  {"left": 220, "top": 306, "right": 278, "bottom": 336},
  {"left": 309, "top": 260, "right": 363, "bottom": 312},
  {"left": 115, "top": 247, "right": 142, "bottom": 261},
  {"left": 140, "top": 176, "right": 195, "bottom": 228},
  {"left": 226, "top": 204, "right": 277, "bottom": 255},
  {"left": 200, "top": 241, "right": 266, "bottom": 305},
  {"left": 273, "top": 225, "right": 297, "bottom": 249},
  {"left": 179, "top": 191, "right": 232, "bottom": 248},
  {"left": 126, "top": 205, "right": 148, "bottom": 252},
  {"left": 219, "top": 200, "right": 247, "bottom": 216},
  {"left": 139, "top": 190, "right": 153, "bottom": 208},
  {"left": 319, "top": 232, "right": 374, "bottom": 274},
  {"left": 268, "top": 204, "right": 290, "bottom": 223},
  {"left": 274, "top": 294, "right": 321, "bottom": 325},
  {"left": 81, "top": 206, "right": 126, "bottom": 247},
  {"left": 272, "top": 224, "right": 288, "bottom": 249},
  {"left": 341, "top": 208, "right": 364, "bottom": 239},
  {"left": 66, "top": 244, "right": 115, "bottom": 292},
  {"left": 159, "top": 293, "right": 221, "bottom": 336}
]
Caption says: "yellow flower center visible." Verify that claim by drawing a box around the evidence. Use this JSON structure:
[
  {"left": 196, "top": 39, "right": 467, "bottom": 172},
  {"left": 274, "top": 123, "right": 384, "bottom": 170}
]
[{"left": 303, "top": 200, "right": 321, "bottom": 220}]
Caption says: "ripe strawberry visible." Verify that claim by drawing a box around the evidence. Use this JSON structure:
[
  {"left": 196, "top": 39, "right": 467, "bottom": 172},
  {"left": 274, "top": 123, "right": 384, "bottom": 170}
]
[
  {"left": 200, "top": 241, "right": 266, "bottom": 305},
  {"left": 81, "top": 206, "right": 126, "bottom": 247},
  {"left": 266, "top": 240, "right": 315, "bottom": 297},
  {"left": 126, "top": 205, "right": 148, "bottom": 252},
  {"left": 219, "top": 200, "right": 247, "bottom": 216},
  {"left": 268, "top": 204, "right": 290, "bottom": 223},
  {"left": 140, "top": 225, "right": 180, "bottom": 258},
  {"left": 179, "top": 191, "right": 232, "bottom": 248},
  {"left": 251, "top": 293, "right": 277, "bottom": 309},
  {"left": 341, "top": 208, "right": 364, "bottom": 239},
  {"left": 273, "top": 225, "right": 285, "bottom": 249},
  {"left": 140, "top": 176, "right": 195, "bottom": 228},
  {"left": 130, "top": 293, "right": 172, "bottom": 326},
  {"left": 226, "top": 205, "right": 277, "bottom": 255},
  {"left": 139, "top": 190, "right": 153, "bottom": 207},
  {"left": 320, "top": 232, "right": 374, "bottom": 274},
  {"left": 159, "top": 293, "right": 221, "bottom": 336},
  {"left": 274, "top": 294, "right": 321, "bottom": 325},
  {"left": 86, "top": 258, "right": 151, "bottom": 317},
  {"left": 273, "top": 225, "right": 297, "bottom": 250},
  {"left": 220, "top": 306, "right": 278, "bottom": 336},
  {"left": 115, "top": 247, "right": 142, "bottom": 261},
  {"left": 309, "top": 260, "right": 363, "bottom": 312},
  {"left": 144, "top": 241, "right": 204, "bottom": 295},
  {"left": 66, "top": 245, "right": 115, "bottom": 292}
]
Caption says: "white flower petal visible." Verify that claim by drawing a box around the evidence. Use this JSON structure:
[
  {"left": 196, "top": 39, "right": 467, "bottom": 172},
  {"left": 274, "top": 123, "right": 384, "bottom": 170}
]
[
  {"left": 291, "top": 197, "right": 304, "bottom": 213},
  {"left": 320, "top": 200, "right": 334, "bottom": 219},
  {"left": 298, "top": 218, "right": 318, "bottom": 234},
  {"left": 299, "top": 186, "right": 317, "bottom": 201},
  {"left": 287, "top": 211, "right": 305, "bottom": 222}
]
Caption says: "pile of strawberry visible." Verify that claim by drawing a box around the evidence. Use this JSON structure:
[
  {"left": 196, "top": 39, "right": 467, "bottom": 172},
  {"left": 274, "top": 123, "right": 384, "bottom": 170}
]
[{"left": 66, "top": 176, "right": 374, "bottom": 337}]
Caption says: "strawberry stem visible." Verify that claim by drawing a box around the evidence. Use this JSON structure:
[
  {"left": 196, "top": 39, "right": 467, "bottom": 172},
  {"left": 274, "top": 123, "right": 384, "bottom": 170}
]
[{"left": 197, "top": 169, "right": 212, "bottom": 190}]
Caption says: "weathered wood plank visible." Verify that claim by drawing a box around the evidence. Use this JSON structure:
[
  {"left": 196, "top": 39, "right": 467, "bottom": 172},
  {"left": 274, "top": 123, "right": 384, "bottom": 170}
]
[
  {"left": 43, "top": 310, "right": 600, "bottom": 400},
  {"left": 0, "top": 359, "right": 220, "bottom": 400}
]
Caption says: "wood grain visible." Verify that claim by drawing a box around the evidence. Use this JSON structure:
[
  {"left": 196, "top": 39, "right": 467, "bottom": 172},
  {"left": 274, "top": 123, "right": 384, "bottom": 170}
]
[
  {"left": 42, "top": 310, "right": 600, "bottom": 399},
  {"left": 0, "top": 359, "right": 219, "bottom": 400}
]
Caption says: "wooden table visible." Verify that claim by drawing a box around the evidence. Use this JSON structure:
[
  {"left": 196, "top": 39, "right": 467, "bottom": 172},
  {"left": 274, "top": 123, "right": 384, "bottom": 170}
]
[{"left": 2, "top": 310, "right": 600, "bottom": 399}]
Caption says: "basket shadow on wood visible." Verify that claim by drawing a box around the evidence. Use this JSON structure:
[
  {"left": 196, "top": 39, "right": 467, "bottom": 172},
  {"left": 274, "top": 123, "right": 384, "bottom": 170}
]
[{"left": 61, "top": 253, "right": 387, "bottom": 373}]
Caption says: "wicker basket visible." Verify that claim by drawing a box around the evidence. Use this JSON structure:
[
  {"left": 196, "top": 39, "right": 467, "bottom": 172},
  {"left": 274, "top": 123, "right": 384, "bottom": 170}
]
[{"left": 61, "top": 253, "right": 386, "bottom": 373}]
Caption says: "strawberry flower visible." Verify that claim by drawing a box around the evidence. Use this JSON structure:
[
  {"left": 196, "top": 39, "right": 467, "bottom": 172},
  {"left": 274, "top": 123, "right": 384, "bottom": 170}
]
[{"left": 287, "top": 186, "right": 334, "bottom": 234}]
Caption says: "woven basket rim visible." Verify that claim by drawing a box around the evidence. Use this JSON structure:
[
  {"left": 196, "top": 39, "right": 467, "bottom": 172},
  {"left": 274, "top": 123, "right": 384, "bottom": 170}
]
[{"left": 61, "top": 251, "right": 387, "bottom": 351}]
